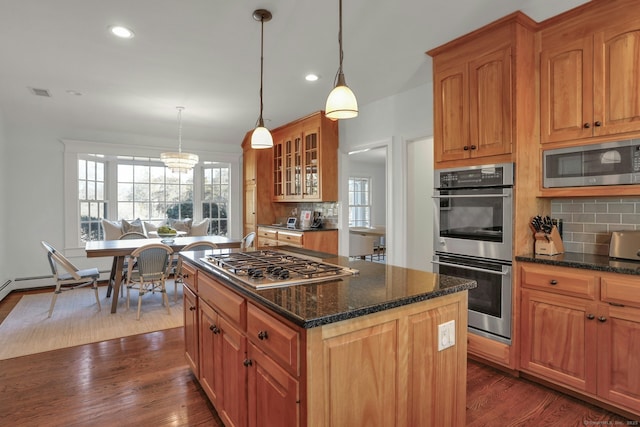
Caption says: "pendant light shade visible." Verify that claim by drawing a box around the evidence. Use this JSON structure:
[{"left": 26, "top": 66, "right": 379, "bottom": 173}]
[
  {"left": 161, "top": 107, "right": 199, "bottom": 174},
  {"left": 251, "top": 9, "right": 273, "bottom": 149},
  {"left": 325, "top": 0, "right": 358, "bottom": 120}
]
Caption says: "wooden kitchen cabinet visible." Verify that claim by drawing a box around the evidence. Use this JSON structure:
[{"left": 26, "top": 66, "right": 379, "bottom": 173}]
[
  {"left": 257, "top": 226, "right": 338, "bottom": 254},
  {"left": 519, "top": 263, "right": 640, "bottom": 416},
  {"left": 183, "top": 284, "right": 199, "bottom": 376},
  {"left": 428, "top": 13, "right": 536, "bottom": 167},
  {"left": 539, "top": 1, "right": 640, "bottom": 144},
  {"left": 242, "top": 132, "right": 277, "bottom": 238},
  {"left": 270, "top": 111, "right": 338, "bottom": 202}
]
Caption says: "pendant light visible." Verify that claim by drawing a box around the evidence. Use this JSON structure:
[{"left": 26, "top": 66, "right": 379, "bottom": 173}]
[
  {"left": 325, "top": 0, "right": 358, "bottom": 120},
  {"left": 161, "top": 106, "right": 199, "bottom": 173},
  {"left": 251, "top": 9, "right": 273, "bottom": 149}
]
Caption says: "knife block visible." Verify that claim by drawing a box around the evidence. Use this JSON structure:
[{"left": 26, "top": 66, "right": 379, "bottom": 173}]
[{"left": 534, "top": 226, "right": 564, "bottom": 255}]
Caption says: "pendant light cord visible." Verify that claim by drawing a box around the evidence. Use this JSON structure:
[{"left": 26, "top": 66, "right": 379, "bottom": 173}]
[{"left": 258, "top": 16, "right": 265, "bottom": 127}]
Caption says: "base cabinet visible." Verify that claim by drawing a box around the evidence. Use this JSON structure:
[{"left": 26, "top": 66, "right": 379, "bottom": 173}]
[
  {"left": 257, "top": 226, "right": 338, "bottom": 254},
  {"left": 520, "top": 263, "right": 640, "bottom": 416},
  {"left": 183, "top": 285, "right": 199, "bottom": 376},
  {"left": 183, "top": 260, "right": 469, "bottom": 426}
]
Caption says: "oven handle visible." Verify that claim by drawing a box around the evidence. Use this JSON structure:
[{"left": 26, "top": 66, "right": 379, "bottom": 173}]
[
  {"left": 431, "top": 260, "right": 510, "bottom": 276},
  {"left": 432, "top": 194, "right": 511, "bottom": 199}
]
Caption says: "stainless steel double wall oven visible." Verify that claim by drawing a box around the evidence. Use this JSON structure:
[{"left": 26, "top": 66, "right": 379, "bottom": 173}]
[{"left": 432, "top": 163, "right": 514, "bottom": 344}]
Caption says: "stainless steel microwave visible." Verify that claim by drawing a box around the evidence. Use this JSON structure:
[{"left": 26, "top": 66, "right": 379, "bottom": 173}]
[{"left": 543, "top": 140, "right": 640, "bottom": 188}]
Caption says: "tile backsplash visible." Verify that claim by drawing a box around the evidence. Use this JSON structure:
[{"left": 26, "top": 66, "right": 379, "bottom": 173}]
[{"left": 551, "top": 198, "right": 640, "bottom": 255}]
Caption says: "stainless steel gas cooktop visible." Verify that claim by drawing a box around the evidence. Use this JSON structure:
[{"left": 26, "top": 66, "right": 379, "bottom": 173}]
[{"left": 201, "top": 250, "right": 359, "bottom": 289}]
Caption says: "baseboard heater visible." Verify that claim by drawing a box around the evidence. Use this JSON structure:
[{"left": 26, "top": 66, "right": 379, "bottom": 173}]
[{"left": 0, "top": 280, "right": 11, "bottom": 292}]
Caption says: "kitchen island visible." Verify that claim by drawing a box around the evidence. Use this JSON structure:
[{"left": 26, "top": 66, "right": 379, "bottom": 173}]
[{"left": 180, "top": 249, "right": 476, "bottom": 426}]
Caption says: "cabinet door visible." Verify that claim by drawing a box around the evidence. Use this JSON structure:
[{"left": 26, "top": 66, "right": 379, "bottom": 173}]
[
  {"left": 199, "top": 301, "right": 222, "bottom": 406},
  {"left": 540, "top": 35, "right": 594, "bottom": 143},
  {"left": 247, "top": 343, "right": 300, "bottom": 427},
  {"left": 433, "top": 63, "right": 470, "bottom": 162},
  {"left": 272, "top": 140, "right": 284, "bottom": 200},
  {"left": 597, "top": 304, "right": 640, "bottom": 412},
  {"left": 469, "top": 46, "right": 512, "bottom": 158},
  {"left": 302, "top": 125, "right": 320, "bottom": 200},
  {"left": 520, "top": 289, "right": 598, "bottom": 393},
  {"left": 244, "top": 148, "right": 257, "bottom": 184},
  {"left": 244, "top": 182, "right": 256, "bottom": 237},
  {"left": 594, "top": 23, "right": 640, "bottom": 137},
  {"left": 218, "top": 316, "right": 248, "bottom": 427},
  {"left": 184, "top": 285, "right": 199, "bottom": 376}
]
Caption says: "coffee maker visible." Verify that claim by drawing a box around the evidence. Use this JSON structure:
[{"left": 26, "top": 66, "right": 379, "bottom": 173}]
[{"left": 311, "top": 211, "right": 323, "bottom": 229}]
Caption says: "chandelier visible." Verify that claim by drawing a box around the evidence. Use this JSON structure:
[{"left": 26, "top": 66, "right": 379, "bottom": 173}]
[
  {"left": 325, "top": 0, "right": 358, "bottom": 119},
  {"left": 161, "top": 106, "right": 199, "bottom": 173},
  {"left": 251, "top": 9, "right": 273, "bottom": 149}
]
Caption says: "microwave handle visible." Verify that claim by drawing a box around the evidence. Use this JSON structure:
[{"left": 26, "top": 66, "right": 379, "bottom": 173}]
[
  {"left": 431, "top": 260, "right": 509, "bottom": 276},
  {"left": 432, "top": 193, "right": 511, "bottom": 199}
]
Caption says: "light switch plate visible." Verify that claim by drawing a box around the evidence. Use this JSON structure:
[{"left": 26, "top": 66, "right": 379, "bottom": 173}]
[{"left": 438, "top": 320, "right": 455, "bottom": 351}]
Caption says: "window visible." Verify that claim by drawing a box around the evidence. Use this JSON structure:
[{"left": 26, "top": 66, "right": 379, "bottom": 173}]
[
  {"left": 348, "top": 177, "right": 371, "bottom": 227},
  {"left": 75, "top": 153, "right": 230, "bottom": 243},
  {"left": 202, "top": 163, "right": 230, "bottom": 236},
  {"left": 79, "top": 156, "right": 107, "bottom": 241}
]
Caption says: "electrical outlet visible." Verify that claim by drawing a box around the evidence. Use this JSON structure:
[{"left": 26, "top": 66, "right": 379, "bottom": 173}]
[{"left": 438, "top": 320, "right": 455, "bottom": 351}]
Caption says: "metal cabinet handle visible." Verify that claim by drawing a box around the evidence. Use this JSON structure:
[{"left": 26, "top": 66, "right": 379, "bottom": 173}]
[
  {"left": 463, "top": 146, "right": 469, "bottom": 151},
  {"left": 258, "top": 330, "right": 269, "bottom": 340},
  {"left": 584, "top": 123, "right": 591, "bottom": 128},
  {"left": 243, "top": 359, "right": 253, "bottom": 367},
  {"left": 470, "top": 145, "right": 477, "bottom": 150},
  {"left": 549, "top": 279, "right": 558, "bottom": 285},
  {"left": 586, "top": 314, "right": 595, "bottom": 320},
  {"left": 210, "top": 324, "right": 220, "bottom": 334},
  {"left": 189, "top": 306, "right": 196, "bottom": 311},
  {"left": 594, "top": 121, "right": 602, "bottom": 127},
  {"left": 598, "top": 316, "right": 607, "bottom": 323}
]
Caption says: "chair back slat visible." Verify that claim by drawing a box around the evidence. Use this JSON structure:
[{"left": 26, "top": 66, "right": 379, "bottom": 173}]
[{"left": 130, "top": 243, "right": 173, "bottom": 282}]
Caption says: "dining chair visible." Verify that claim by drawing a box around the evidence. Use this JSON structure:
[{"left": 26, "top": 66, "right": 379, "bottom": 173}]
[
  {"left": 172, "top": 241, "right": 220, "bottom": 302},
  {"left": 125, "top": 242, "right": 173, "bottom": 320},
  {"left": 41, "top": 241, "right": 101, "bottom": 318},
  {"left": 241, "top": 232, "right": 256, "bottom": 250},
  {"left": 112, "top": 231, "right": 148, "bottom": 297}
]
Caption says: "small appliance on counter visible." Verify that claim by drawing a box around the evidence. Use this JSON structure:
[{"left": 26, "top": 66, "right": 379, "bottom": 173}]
[
  {"left": 609, "top": 230, "right": 640, "bottom": 262},
  {"left": 286, "top": 217, "right": 297, "bottom": 229},
  {"left": 300, "top": 210, "right": 312, "bottom": 229},
  {"left": 311, "top": 211, "right": 323, "bottom": 229},
  {"left": 530, "top": 215, "right": 564, "bottom": 255}
]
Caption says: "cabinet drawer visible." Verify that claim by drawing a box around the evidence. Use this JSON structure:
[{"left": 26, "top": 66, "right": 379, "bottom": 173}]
[
  {"left": 198, "top": 272, "right": 246, "bottom": 329},
  {"left": 278, "top": 231, "right": 303, "bottom": 245},
  {"left": 258, "top": 228, "right": 278, "bottom": 240},
  {"left": 520, "top": 264, "right": 597, "bottom": 300},
  {"left": 181, "top": 262, "right": 197, "bottom": 292},
  {"left": 247, "top": 303, "right": 300, "bottom": 375},
  {"left": 258, "top": 237, "right": 279, "bottom": 247},
  {"left": 601, "top": 274, "right": 640, "bottom": 309}
]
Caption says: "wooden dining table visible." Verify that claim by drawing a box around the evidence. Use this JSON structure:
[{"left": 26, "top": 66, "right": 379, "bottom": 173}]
[{"left": 86, "top": 235, "right": 242, "bottom": 313}]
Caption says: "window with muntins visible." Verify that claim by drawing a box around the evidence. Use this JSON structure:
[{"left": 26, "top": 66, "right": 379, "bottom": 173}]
[
  {"left": 202, "top": 162, "right": 230, "bottom": 236},
  {"left": 348, "top": 177, "right": 371, "bottom": 227},
  {"left": 79, "top": 155, "right": 107, "bottom": 241}
]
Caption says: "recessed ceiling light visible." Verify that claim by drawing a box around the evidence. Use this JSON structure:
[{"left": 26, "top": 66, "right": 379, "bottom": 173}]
[
  {"left": 109, "top": 25, "right": 135, "bottom": 39},
  {"left": 305, "top": 74, "right": 319, "bottom": 82}
]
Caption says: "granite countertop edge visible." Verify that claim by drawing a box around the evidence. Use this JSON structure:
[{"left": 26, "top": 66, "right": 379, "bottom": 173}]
[
  {"left": 516, "top": 252, "right": 640, "bottom": 276},
  {"left": 181, "top": 251, "right": 476, "bottom": 329}
]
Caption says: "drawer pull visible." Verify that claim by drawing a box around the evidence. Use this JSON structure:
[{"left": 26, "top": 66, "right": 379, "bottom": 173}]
[
  {"left": 189, "top": 306, "right": 196, "bottom": 311},
  {"left": 586, "top": 313, "right": 595, "bottom": 320},
  {"left": 258, "top": 330, "right": 269, "bottom": 340},
  {"left": 598, "top": 316, "right": 607, "bottom": 323},
  {"left": 549, "top": 279, "right": 558, "bottom": 285},
  {"left": 243, "top": 359, "right": 253, "bottom": 367},
  {"left": 210, "top": 324, "right": 220, "bottom": 334}
]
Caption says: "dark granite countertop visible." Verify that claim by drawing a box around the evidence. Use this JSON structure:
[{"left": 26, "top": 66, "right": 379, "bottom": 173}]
[
  {"left": 180, "top": 249, "right": 476, "bottom": 329},
  {"left": 516, "top": 252, "right": 640, "bottom": 276},
  {"left": 257, "top": 224, "right": 338, "bottom": 232}
]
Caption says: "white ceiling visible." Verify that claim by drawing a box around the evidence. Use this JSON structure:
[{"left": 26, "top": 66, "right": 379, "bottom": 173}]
[{"left": 0, "top": 0, "right": 590, "bottom": 149}]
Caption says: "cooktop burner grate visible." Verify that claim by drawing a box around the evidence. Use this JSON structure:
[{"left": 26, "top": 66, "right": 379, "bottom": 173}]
[{"left": 201, "top": 250, "right": 358, "bottom": 289}]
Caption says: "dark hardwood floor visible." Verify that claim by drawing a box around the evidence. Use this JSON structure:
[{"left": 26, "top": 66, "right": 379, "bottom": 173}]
[{"left": 0, "top": 290, "right": 636, "bottom": 426}]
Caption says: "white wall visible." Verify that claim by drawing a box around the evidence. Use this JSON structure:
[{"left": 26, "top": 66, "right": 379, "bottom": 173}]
[
  {"left": 407, "top": 137, "right": 434, "bottom": 271},
  {"left": 0, "top": 110, "right": 8, "bottom": 298},
  {"left": 3, "top": 123, "right": 242, "bottom": 289},
  {"left": 339, "top": 82, "right": 434, "bottom": 267}
]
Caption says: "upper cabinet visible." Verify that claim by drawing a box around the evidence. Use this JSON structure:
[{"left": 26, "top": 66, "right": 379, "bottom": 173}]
[
  {"left": 428, "top": 13, "right": 536, "bottom": 168},
  {"left": 271, "top": 111, "right": 338, "bottom": 202},
  {"left": 540, "top": 0, "right": 640, "bottom": 144}
]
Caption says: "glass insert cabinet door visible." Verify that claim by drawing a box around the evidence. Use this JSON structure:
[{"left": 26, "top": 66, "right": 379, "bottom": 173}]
[
  {"left": 273, "top": 140, "right": 283, "bottom": 198},
  {"left": 304, "top": 131, "right": 319, "bottom": 198},
  {"left": 285, "top": 135, "right": 303, "bottom": 198}
]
